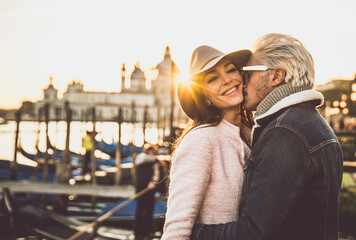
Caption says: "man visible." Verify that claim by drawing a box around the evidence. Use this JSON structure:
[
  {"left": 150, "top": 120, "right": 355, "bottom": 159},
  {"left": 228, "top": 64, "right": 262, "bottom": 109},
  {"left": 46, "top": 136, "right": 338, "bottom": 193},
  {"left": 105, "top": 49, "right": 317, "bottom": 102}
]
[
  {"left": 134, "top": 143, "right": 161, "bottom": 240},
  {"left": 191, "top": 33, "right": 343, "bottom": 240},
  {"left": 82, "top": 130, "right": 95, "bottom": 177}
]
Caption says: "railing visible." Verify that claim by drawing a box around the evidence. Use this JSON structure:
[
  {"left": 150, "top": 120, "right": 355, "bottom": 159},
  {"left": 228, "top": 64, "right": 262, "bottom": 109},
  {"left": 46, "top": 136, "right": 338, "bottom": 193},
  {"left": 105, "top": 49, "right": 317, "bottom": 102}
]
[
  {"left": 335, "top": 131, "right": 356, "bottom": 161},
  {"left": 335, "top": 131, "right": 356, "bottom": 172}
]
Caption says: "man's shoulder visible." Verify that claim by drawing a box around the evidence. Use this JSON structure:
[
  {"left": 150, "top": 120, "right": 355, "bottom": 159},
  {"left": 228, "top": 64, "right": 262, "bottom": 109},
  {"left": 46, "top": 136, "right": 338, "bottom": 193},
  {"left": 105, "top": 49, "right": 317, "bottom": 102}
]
[
  {"left": 265, "top": 102, "right": 337, "bottom": 146},
  {"left": 277, "top": 102, "right": 326, "bottom": 128}
]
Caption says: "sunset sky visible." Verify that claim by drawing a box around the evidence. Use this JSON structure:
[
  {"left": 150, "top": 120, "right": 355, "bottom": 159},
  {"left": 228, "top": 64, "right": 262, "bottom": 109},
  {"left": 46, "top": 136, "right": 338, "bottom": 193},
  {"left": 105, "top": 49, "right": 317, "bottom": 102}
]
[{"left": 0, "top": 0, "right": 355, "bottom": 109}]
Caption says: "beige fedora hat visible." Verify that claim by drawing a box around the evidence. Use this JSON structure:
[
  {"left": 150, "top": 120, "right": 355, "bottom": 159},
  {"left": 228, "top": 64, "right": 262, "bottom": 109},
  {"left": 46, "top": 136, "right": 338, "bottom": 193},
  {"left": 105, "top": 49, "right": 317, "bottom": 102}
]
[{"left": 178, "top": 45, "right": 252, "bottom": 120}]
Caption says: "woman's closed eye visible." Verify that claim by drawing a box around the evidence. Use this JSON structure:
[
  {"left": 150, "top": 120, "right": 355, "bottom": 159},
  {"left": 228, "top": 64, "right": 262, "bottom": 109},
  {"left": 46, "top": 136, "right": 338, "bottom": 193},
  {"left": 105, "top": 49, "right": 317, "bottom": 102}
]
[
  {"left": 206, "top": 75, "right": 218, "bottom": 83},
  {"left": 227, "top": 67, "right": 238, "bottom": 74}
]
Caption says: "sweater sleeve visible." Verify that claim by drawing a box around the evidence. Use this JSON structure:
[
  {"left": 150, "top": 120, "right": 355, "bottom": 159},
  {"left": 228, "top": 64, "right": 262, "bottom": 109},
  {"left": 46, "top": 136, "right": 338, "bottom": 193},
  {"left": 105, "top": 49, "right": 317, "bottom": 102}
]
[{"left": 161, "top": 129, "right": 213, "bottom": 240}]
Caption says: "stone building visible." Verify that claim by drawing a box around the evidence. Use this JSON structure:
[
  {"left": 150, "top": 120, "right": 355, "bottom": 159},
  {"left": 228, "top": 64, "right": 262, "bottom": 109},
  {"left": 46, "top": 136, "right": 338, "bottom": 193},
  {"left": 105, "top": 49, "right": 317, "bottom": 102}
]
[{"left": 33, "top": 47, "right": 186, "bottom": 126}]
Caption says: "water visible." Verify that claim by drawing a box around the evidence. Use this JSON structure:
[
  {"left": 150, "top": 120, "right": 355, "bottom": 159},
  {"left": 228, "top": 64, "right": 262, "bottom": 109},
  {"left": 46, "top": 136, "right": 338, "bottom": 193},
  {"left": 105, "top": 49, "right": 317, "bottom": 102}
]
[{"left": 0, "top": 121, "right": 167, "bottom": 166}]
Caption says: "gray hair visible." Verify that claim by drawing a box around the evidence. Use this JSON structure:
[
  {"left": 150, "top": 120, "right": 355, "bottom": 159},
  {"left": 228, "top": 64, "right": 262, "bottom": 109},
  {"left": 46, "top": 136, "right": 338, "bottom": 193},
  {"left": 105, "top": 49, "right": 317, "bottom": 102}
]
[{"left": 252, "top": 33, "right": 315, "bottom": 88}]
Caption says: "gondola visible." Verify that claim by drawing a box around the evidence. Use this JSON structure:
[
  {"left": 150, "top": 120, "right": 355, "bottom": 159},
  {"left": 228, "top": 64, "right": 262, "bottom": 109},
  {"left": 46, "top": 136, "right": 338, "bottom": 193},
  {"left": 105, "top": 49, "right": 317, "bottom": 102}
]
[
  {"left": 0, "top": 156, "right": 133, "bottom": 185},
  {"left": 94, "top": 140, "right": 171, "bottom": 158},
  {"left": 19, "top": 146, "right": 134, "bottom": 184},
  {"left": 0, "top": 187, "right": 135, "bottom": 240},
  {"left": 0, "top": 158, "right": 56, "bottom": 182},
  {"left": 71, "top": 193, "right": 167, "bottom": 230},
  {"left": 1, "top": 187, "right": 164, "bottom": 239},
  {"left": 95, "top": 140, "right": 143, "bottom": 158},
  {"left": 19, "top": 145, "right": 133, "bottom": 167}
]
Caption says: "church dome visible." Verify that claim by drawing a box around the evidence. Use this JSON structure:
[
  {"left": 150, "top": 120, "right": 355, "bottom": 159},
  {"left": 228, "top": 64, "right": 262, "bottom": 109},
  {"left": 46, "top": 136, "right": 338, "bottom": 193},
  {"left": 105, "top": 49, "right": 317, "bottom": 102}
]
[
  {"left": 129, "top": 63, "right": 146, "bottom": 91},
  {"left": 130, "top": 64, "right": 145, "bottom": 80}
]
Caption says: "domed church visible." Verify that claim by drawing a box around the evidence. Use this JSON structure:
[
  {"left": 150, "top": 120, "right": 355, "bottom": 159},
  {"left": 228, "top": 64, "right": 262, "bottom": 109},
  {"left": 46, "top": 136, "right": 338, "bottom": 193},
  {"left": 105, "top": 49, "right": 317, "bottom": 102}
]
[{"left": 33, "top": 46, "right": 185, "bottom": 126}]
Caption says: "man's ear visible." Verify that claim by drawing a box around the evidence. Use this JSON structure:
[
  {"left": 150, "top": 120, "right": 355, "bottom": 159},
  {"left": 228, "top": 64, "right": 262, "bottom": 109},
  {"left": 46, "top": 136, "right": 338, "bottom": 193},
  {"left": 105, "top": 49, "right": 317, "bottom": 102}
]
[{"left": 271, "top": 67, "right": 285, "bottom": 87}]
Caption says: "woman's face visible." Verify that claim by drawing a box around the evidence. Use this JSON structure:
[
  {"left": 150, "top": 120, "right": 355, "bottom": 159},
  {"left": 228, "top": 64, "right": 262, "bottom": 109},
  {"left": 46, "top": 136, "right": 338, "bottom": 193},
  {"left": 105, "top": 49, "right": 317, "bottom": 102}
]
[{"left": 201, "top": 58, "right": 243, "bottom": 111}]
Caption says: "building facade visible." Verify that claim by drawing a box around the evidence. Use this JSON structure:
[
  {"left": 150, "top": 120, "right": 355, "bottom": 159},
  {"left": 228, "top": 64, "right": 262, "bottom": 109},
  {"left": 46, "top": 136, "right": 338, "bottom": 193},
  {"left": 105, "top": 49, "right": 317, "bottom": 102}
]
[{"left": 32, "top": 47, "right": 186, "bottom": 125}]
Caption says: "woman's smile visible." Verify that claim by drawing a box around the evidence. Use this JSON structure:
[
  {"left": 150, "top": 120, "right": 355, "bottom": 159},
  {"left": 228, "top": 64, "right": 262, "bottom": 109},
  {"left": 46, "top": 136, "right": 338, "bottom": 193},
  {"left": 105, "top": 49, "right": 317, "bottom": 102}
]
[{"left": 222, "top": 85, "right": 239, "bottom": 96}]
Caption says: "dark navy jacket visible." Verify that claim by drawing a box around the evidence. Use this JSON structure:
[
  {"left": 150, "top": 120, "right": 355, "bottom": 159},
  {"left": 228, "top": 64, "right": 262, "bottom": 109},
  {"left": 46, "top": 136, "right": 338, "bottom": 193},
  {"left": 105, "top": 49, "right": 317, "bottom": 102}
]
[{"left": 191, "top": 90, "right": 343, "bottom": 240}]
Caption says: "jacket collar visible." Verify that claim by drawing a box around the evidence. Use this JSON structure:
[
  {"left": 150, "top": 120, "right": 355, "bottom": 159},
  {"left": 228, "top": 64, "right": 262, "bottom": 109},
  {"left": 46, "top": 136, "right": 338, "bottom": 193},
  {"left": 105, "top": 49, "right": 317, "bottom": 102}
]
[
  {"left": 254, "top": 84, "right": 324, "bottom": 123},
  {"left": 251, "top": 84, "right": 324, "bottom": 141}
]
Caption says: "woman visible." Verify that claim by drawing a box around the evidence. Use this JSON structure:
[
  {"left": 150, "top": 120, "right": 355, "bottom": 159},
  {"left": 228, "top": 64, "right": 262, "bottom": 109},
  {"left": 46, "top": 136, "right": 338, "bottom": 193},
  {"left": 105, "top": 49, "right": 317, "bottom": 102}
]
[{"left": 161, "top": 45, "right": 253, "bottom": 239}]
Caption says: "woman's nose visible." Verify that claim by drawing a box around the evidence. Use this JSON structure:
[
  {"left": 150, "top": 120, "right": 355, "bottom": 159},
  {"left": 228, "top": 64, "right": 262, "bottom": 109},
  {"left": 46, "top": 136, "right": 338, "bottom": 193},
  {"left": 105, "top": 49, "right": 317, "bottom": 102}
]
[{"left": 223, "top": 78, "right": 231, "bottom": 85}]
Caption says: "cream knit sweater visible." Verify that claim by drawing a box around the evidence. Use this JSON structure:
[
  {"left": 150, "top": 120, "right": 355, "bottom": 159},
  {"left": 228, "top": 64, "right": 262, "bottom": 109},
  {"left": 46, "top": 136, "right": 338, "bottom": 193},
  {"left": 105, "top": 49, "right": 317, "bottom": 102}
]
[{"left": 161, "top": 119, "right": 250, "bottom": 240}]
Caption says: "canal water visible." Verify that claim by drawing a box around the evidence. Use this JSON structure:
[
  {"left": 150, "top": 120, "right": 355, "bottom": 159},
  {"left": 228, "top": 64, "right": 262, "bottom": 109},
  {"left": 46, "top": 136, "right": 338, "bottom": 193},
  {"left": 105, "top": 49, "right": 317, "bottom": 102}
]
[{"left": 0, "top": 121, "right": 167, "bottom": 166}]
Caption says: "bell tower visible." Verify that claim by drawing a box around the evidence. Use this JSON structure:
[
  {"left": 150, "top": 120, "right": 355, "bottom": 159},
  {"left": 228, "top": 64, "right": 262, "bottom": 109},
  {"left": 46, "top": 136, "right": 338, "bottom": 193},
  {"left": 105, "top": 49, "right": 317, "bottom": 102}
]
[{"left": 121, "top": 62, "right": 126, "bottom": 92}]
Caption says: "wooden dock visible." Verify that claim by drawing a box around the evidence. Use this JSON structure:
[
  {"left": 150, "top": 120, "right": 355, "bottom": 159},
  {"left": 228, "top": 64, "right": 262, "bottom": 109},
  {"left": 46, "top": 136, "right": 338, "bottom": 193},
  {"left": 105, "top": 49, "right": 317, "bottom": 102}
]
[
  {"left": 344, "top": 161, "right": 356, "bottom": 173},
  {"left": 0, "top": 181, "right": 135, "bottom": 198}
]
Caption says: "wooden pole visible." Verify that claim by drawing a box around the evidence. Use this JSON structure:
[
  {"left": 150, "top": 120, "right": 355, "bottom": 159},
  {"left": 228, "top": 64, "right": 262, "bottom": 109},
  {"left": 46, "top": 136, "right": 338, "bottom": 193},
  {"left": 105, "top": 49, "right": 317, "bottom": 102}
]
[
  {"left": 169, "top": 63, "right": 175, "bottom": 151},
  {"left": 41, "top": 104, "right": 50, "bottom": 209},
  {"left": 34, "top": 108, "right": 42, "bottom": 172},
  {"left": 163, "top": 109, "right": 167, "bottom": 145},
  {"left": 143, "top": 105, "right": 148, "bottom": 144},
  {"left": 10, "top": 110, "right": 21, "bottom": 180},
  {"left": 131, "top": 102, "right": 136, "bottom": 184},
  {"left": 54, "top": 107, "right": 61, "bottom": 160},
  {"left": 91, "top": 107, "right": 97, "bottom": 185},
  {"left": 53, "top": 103, "right": 71, "bottom": 212},
  {"left": 43, "top": 103, "right": 50, "bottom": 183},
  {"left": 63, "top": 101, "right": 72, "bottom": 178},
  {"left": 115, "top": 107, "right": 122, "bottom": 185},
  {"left": 91, "top": 107, "right": 97, "bottom": 209},
  {"left": 156, "top": 106, "right": 161, "bottom": 146},
  {"left": 131, "top": 101, "right": 136, "bottom": 147}
]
